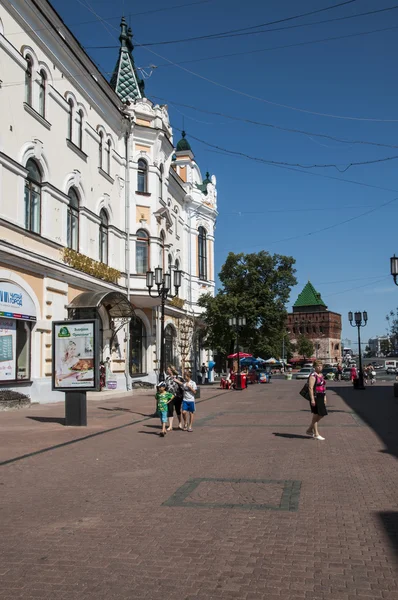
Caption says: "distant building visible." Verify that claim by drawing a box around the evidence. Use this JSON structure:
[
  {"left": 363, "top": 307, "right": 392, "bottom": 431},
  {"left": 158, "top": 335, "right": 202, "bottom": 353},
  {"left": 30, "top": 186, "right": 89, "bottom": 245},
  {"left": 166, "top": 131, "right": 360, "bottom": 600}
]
[
  {"left": 368, "top": 336, "right": 390, "bottom": 357},
  {"left": 287, "top": 282, "right": 342, "bottom": 363}
]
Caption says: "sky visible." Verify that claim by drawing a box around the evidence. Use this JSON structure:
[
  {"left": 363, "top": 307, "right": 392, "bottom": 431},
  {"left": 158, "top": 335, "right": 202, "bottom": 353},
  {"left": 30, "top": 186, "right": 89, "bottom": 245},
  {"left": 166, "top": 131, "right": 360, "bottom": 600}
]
[{"left": 49, "top": 0, "right": 398, "bottom": 343}]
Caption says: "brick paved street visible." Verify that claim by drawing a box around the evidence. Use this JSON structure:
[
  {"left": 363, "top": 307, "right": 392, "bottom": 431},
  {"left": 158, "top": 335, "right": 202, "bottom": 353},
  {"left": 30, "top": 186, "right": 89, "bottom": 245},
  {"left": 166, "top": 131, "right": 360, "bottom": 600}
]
[{"left": 0, "top": 380, "right": 397, "bottom": 599}]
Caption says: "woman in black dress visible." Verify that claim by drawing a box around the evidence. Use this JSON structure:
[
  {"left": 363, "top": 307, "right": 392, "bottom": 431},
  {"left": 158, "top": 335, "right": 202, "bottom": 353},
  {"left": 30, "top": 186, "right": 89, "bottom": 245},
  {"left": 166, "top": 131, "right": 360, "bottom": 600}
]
[
  {"left": 165, "top": 365, "right": 184, "bottom": 430},
  {"left": 306, "top": 361, "right": 328, "bottom": 441}
]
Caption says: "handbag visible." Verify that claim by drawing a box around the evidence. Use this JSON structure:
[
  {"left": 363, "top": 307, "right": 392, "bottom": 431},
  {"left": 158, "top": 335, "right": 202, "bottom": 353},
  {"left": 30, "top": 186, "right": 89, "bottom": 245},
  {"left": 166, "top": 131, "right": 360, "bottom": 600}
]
[{"left": 299, "top": 381, "right": 311, "bottom": 401}]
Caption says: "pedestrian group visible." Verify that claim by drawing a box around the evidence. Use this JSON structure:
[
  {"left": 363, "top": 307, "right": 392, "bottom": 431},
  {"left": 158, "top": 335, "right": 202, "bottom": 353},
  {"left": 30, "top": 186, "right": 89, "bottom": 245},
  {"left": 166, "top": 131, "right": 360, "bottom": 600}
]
[{"left": 155, "top": 365, "right": 197, "bottom": 437}]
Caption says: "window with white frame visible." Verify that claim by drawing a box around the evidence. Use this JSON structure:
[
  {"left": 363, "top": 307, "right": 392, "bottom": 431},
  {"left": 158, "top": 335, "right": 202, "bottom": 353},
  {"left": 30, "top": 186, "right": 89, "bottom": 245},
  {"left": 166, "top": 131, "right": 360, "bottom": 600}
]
[
  {"left": 198, "top": 226, "right": 207, "bottom": 280},
  {"left": 106, "top": 139, "right": 111, "bottom": 175},
  {"left": 67, "top": 188, "right": 79, "bottom": 251},
  {"left": 68, "top": 98, "right": 74, "bottom": 140},
  {"left": 24, "top": 159, "right": 41, "bottom": 233},
  {"left": 77, "top": 109, "right": 84, "bottom": 149},
  {"left": 98, "top": 131, "right": 104, "bottom": 169},
  {"left": 38, "top": 70, "right": 46, "bottom": 117},
  {"left": 99, "top": 209, "right": 109, "bottom": 264},
  {"left": 136, "top": 229, "right": 149, "bottom": 274},
  {"left": 25, "top": 55, "right": 33, "bottom": 105},
  {"left": 137, "top": 159, "right": 148, "bottom": 193}
]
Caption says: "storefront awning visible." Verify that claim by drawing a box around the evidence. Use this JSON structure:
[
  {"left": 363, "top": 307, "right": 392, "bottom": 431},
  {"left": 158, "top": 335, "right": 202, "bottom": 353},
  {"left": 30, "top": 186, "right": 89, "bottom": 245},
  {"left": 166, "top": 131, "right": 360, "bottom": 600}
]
[{"left": 67, "top": 291, "right": 135, "bottom": 318}]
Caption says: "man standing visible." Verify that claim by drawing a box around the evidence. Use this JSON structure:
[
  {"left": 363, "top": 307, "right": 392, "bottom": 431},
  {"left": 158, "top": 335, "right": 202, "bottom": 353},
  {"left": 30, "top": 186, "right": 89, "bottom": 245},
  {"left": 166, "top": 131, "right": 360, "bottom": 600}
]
[
  {"left": 201, "top": 362, "right": 207, "bottom": 385},
  {"left": 182, "top": 371, "right": 197, "bottom": 432}
]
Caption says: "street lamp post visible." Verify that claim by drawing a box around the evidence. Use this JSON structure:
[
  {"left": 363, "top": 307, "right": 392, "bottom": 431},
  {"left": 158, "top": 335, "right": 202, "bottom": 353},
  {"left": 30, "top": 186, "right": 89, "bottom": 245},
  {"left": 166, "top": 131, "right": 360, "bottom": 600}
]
[
  {"left": 390, "top": 255, "right": 398, "bottom": 286},
  {"left": 228, "top": 316, "right": 246, "bottom": 391},
  {"left": 348, "top": 311, "right": 368, "bottom": 390},
  {"left": 146, "top": 267, "right": 182, "bottom": 383}
]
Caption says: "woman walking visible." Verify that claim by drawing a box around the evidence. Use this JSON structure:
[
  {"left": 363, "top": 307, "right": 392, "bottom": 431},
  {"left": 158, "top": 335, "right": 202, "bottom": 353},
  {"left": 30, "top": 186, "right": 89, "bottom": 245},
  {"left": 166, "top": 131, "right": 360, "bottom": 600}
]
[
  {"left": 306, "top": 361, "right": 328, "bottom": 441},
  {"left": 165, "top": 365, "right": 184, "bottom": 431}
]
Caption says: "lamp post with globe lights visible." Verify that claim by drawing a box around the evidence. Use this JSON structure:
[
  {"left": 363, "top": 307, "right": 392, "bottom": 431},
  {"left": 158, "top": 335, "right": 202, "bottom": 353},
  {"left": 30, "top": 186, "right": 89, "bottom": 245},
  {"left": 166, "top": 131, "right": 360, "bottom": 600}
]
[
  {"left": 146, "top": 266, "right": 182, "bottom": 384},
  {"left": 348, "top": 311, "right": 368, "bottom": 390}
]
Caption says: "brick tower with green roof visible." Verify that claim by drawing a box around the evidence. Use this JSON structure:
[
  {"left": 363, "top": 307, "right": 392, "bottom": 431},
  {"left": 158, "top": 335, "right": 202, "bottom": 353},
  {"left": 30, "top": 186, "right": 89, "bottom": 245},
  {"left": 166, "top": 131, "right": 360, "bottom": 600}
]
[
  {"left": 288, "top": 281, "right": 342, "bottom": 363},
  {"left": 293, "top": 281, "right": 327, "bottom": 313}
]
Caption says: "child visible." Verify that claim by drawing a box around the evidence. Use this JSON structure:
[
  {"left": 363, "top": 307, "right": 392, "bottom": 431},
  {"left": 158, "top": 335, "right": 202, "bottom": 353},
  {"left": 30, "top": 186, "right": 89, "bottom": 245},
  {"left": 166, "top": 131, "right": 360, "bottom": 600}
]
[
  {"left": 182, "top": 371, "right": 197, "bottom": 432},
  {"left": 156, "top": 382, "right": 174, "bottom": 437}
]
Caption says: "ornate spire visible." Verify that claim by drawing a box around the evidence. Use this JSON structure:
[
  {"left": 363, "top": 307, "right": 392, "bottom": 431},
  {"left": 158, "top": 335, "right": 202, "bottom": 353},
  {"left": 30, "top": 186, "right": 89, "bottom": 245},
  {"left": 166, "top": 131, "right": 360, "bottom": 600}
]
[{"left": 110, "top": 17, "right": 145, "bottom": 102}]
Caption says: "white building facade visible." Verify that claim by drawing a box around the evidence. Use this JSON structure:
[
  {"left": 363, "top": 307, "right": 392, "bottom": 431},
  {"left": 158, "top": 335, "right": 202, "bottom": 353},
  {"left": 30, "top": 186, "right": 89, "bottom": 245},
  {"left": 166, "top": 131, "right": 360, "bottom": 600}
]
[{"left": 0, "top": 1, "right": 217, "bottom": 402}]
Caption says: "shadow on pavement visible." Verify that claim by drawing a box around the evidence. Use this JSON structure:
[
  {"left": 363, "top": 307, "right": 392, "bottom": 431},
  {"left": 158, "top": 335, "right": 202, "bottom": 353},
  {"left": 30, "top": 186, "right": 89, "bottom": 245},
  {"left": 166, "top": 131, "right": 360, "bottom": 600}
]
[
  {"left": 328, "top": 383, "right": 398, "bottom": 459},
  {"left": 299, "top": 408, "right": 347, "bottom": 413},
  {"left": 98, "top": 407, "right": 151, "bottom": 417},
  {"left": 27, "top": 416, "right": 65, "bottom": 425},
  {"left": 138, "top": 431, "right": 162, "bottom": 436},
  {"left": 378, "top": 511, "right": 398, "bottom": 558},
  {"left": 273, "top": 433, "right": 312, "bottom": 440}
]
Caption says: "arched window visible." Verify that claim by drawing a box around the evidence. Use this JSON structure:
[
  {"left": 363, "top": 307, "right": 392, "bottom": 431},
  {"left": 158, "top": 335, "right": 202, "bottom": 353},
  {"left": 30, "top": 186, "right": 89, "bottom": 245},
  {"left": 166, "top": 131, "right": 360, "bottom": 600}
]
[
  {"left": 98, "top": 131, "right": 104, "bottom": 169},
  {"left": 24, "top": 159, "right": 41, "bottom": 233},
  {"left": 25, "top": 55, "right": 33, "bottom": 105},
  {"left": 159, "top": 230, "right": 165, "bottom": 270},
  {"left": 159, "top": 163, "right": 164, "bottom": 200},
  {"left": 68, "top": 99, "right": 74, "bottom": 140},
  {"left": 38, "top": 70, "right": 46, "bottom": 117},
  {"left": 165, "top": 324, "right": 175, "bottom": 367},
  {"left": 136, "top": 229, "right": 149, "bottom": 274},
  {"left": 198, "top": 226, "right": 207, "bottom": 280},
  {"left": 77, "top": 109, "right": 84, "bottom": 149},
  {"left": 130, "top": 315, "right": 146, "bottom": 375},
  {"left": 106, "top": 139, "right": 111, "bottom": 174},
  {"left": 99, "top": 209, "right": 109, "bottom": 264},
  {"left": 67, "top": 188, "right": 79, "bottom": 251},
  {"left": 168, "top": 253, "right": 172, "bottom": 276},
  {"left": 137, "top": 159, "right": 148, "bottom": 193}
]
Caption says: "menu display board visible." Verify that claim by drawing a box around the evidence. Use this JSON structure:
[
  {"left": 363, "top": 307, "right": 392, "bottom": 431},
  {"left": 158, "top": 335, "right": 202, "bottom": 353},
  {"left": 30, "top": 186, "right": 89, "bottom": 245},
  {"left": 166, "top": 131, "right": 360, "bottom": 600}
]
[
  {"left": 52, "top": 320, "right": 100, "bottom": 392},
  {"left": 0, "top": 318, "right": 16, "bottom": 381}
]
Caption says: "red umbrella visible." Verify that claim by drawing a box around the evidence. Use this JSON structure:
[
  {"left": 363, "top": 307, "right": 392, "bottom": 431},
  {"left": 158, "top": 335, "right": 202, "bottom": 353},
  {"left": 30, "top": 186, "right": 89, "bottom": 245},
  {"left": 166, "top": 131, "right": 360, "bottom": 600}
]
[{"left": 227, "top": 352, "right": 253, "bottom": 359}]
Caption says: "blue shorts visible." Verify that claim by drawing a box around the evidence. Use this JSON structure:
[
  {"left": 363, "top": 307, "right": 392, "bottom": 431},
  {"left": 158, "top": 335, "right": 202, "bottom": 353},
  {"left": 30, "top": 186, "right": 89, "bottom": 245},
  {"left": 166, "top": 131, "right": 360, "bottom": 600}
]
[
  {"left": 159, "top": 410, "right": 168, "bottom": 423},
  {"left": 182, "top": 400, "right": 195, "bottom": 413}
]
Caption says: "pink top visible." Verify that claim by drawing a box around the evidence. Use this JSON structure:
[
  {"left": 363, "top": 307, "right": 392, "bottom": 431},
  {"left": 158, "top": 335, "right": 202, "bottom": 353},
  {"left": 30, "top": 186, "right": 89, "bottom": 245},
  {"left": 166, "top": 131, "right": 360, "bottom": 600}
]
[{"left": 310, "top": 373, "right": 326, "bottom": 394}]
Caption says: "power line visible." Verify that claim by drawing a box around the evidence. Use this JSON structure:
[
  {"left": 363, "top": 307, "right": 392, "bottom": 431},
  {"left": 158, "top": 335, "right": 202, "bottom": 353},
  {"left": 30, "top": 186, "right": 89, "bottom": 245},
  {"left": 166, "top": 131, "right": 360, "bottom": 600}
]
[
  {"left": 151, "top": 24, "right": 398, "bottom": 67},
  {"left": 136, "top": 0, "right": 364, "bottom": 46},
  {"left": 5, "top": 0, "right": 211, "bottom": 36},
  {"left": 87, "top": 1, "right": 393, "bottom": 49},
  {"left": 138, "top": 36, "right": 398, "bottom": 123},
  {"left": 177, "top": 128, "right": 398, "bottom": 173},
  {"left": 154, "top": 96, "right": 398, "bottom": 150},
  {"left": 324, "top": 276, "right": 390, "bottom": 297},
  {"left": 208, "top": 147, "right": 398, "bottom": 194},
  {"left": 217, "top": 196, "right": 398, "bottom": 252}
]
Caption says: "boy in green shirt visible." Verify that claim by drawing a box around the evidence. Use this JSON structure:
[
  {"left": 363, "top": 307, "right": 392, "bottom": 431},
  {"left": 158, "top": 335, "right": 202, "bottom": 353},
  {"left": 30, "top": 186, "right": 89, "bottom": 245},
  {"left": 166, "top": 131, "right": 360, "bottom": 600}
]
[{"left": 156, "top": 382, "right": 174, "bottom": 437}]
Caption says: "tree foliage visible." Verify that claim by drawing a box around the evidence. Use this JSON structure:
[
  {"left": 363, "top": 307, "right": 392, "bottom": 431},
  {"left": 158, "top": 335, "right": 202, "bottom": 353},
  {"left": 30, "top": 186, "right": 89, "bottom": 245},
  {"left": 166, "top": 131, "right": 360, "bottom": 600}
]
[
  {"left": 198, "top": 251, "right": 297, "bottom": 358},
  {"left": 296, "top": 335, "right": 314, "bottom": 360}
]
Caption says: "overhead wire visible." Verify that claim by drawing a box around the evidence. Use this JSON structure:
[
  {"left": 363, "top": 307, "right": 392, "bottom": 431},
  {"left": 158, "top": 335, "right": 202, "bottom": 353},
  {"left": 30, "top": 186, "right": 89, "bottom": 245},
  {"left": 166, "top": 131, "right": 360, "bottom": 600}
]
[
  {"left": 174, "top": 128, "right": 398, "bottom": 173},
  {"left": 134, "top": 0, "right": 364, "bottom": 46},
  {"left": 85, "top": 2, "right": 398, "bottom": 49},
  {"left": 217, "top": 196, "right": 398, "bottom": 252},
  {"left": 155, "top": 96, "right": 398, "bottom": 150}
]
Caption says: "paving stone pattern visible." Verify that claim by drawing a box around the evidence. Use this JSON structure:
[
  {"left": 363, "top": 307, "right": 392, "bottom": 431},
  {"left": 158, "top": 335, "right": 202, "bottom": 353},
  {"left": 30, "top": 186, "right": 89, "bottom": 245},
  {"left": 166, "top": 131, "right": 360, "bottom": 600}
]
[{"left": 0, "top": 381, "right": 397, "bottom": 599}]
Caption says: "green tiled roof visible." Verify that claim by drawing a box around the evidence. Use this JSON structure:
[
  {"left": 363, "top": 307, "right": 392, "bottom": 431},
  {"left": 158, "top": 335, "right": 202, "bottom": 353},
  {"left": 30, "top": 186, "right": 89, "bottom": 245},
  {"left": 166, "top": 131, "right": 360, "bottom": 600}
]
[
  {"left": 176, "top": 131, "right": 192, "bottom": 152},
  {"left": 110, "top": 17, "right": 144, "bottom": 102},
  {"left": 294, "top": 281, "right": 326, "bottom": 308},
  {"left": 196, "top": 171, "right": 211, "bottom": 195}
]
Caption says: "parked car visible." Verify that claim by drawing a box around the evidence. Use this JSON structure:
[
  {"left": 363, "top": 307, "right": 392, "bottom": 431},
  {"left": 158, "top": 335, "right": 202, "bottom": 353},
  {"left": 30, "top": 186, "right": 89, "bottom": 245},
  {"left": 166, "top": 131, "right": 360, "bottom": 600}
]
[
  {"left": 386, "top": 366, "right": 397, "bottom": 375},
  {"left": 322, "top": 367, "right": 337, "bottom": 380},
  {"left": 296, "top": 367, "right": 314, "bottom": 380},
  {"left": 342, "top": 368, "right": 353, "bottom": 381}
]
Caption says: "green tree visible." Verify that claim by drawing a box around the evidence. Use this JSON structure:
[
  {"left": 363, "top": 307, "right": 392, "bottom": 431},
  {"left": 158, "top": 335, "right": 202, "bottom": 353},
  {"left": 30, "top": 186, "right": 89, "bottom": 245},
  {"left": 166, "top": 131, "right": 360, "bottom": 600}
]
[
  {"left": 379, "top": 339, "right": 391, "bottom": 356},
  {"left": 296, "top": 335, "right": 314, "bottom": 360},
  {"left": 198, "top": 251, "right": 297, "bottom": 358},
  {"left": 364, "top": 345, "right": 374, "bottom": 358},
  {"left": 385, "top": 309, "right": 398, "bottom": 354}
]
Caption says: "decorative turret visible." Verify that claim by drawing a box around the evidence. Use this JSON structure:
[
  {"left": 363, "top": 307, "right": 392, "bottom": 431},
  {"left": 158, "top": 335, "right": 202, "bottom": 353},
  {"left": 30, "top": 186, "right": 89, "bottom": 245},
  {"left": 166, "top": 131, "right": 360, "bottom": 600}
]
[
  {"left": 196, "top": 171, "right": 211, "bottom": 195},
  {"left": 110, "top": 17, "right": 145, "bottom": 102},
  {"left": 176, "top": 131, "right": 192, "bottom": 153}
]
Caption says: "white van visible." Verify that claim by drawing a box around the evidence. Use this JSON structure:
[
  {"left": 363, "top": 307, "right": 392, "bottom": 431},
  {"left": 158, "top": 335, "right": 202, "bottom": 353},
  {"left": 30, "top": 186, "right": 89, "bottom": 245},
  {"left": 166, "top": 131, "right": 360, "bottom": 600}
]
[{"left": 385, "top": 360, "right": 398, "bottom": 371}]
